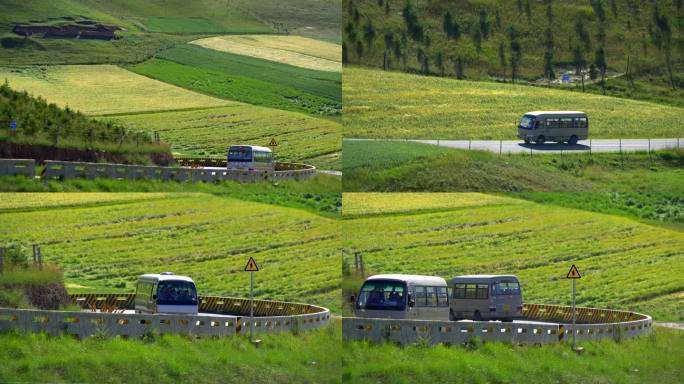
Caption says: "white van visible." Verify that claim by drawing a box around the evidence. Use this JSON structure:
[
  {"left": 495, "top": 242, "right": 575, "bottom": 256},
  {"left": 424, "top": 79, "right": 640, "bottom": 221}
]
[
  {"left": 518, "top": 111, "right": 589, "bottom": 145},
  {"left": 352, "top": 274, "right": 449, "bottom": 320},
  {"left": 135, "top": 272, "right": 199, "bottom": 315}
]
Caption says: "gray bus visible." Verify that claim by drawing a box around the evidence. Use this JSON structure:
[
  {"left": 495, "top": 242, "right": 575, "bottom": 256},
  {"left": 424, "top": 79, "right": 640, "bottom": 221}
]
[
  {"left": 448, "top": 275, "right": 523, "bottom": 322},
  {"left": 227, "top": 145, "right": 274, "bottom": 172},
  {"left": 135, "top": 272, "right": 199, "bottom": 315},
  {"left": 517, "top": 111, "right": 588, "bottom": 145},
  {"left": 352, "top": 274, "right": 449, "bottom": 320}
]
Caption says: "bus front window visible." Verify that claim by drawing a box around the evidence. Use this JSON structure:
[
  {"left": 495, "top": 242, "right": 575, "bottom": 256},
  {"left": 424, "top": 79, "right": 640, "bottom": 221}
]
[
  {"left": 228, "top": 148, "right": 252, "bottom": 162},
  {"left": 519, "top": 115, "right": 535, "bottom": 129},
  {"left": 357, "top": 280, "right": 407, "bottom": 310},
  {"left": 157, "top": 281, "right": 198, "bottom": 305}
]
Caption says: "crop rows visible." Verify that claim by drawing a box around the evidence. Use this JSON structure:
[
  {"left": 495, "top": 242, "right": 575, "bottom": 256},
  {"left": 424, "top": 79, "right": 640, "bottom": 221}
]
[
  {"left": 107, "top": 105, "right": 341, "bottom": 169},
  {"left": 343, "top": 193, "right": 684, "bottom": 321},
  {"left": 0, "top": 65, "right": 231, "bottom": 115},
  {"left": 343, "top": 67, "right": 684, "bottom": 140},
  {"left": 0, "top": 193, "right": 340, "bottom": 311}
]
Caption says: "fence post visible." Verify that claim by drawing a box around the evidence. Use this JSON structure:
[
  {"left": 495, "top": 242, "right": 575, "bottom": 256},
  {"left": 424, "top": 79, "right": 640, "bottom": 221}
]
[
  {"left": 0, "top": 247, "right": 4, "bottom": 274},
  {"left": 354, "top": 252, "right": 359, "bottom": 272},
  {"left": 359, "top": 254, "right": 365, "bottom": 278},
  {"left": 32, "top": 244, "right": 38, "bottom": 264}
]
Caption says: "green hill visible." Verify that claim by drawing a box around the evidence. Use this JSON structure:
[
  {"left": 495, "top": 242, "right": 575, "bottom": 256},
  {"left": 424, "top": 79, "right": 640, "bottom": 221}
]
[
  {"left": 0, "top": 192, "right": 341, "bottom": 311},
  {"left": 342, "top": 192, "right": 684, "bottom": 321},
  {"left": 0, "top": 80, "right": 170, "bottom": 164},
  {"left": 343, "top": 67, "right": 684, "bottom": 140},
  {"left": 343, "top": 0, "right": 684, "bottom": 106}
]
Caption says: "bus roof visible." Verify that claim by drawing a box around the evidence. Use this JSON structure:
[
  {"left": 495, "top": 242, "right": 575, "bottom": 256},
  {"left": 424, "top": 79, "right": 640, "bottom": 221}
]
[
  {"left": 138, "top": 273, "right": 195, "bottom": 283},
  {"left": 524, "top": 111, "right": 586, "bottom": 116},
  {"left": 366, "top": 274, "right": 447, "bottom": 286},
  {"left": 449, "top": 275, "right": 519, "bottom": 283},
  {"left": 228, "top": 145, "right": 272, "bottom": 152}
]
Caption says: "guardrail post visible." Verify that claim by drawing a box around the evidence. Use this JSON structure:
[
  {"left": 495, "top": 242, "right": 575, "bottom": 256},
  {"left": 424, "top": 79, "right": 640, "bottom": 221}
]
[
  {"left": 648, "top": 138, "right": 651, "bottom": 154},
  {"left": 589, "top": 139, "right": 592, "bottom": 156},
  {"left": 0, "top": 247, "right": 4, "bottom": 274},
  {"left": 499, "top": 140, "right": 502, "bottom": 155}
]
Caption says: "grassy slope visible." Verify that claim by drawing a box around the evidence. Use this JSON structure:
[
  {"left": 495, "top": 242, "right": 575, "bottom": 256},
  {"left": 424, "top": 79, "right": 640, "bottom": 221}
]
[
  {"left": 342, "top": 193, "right": 684, "bottom": 322},
  {"left": 0, "top": 65, "right": 231, "bottom": 115},
  {"left": 342, "top": 140, "right": 684, "bottom": 194},
  {"left": 0, "top": 192, "right": 341, "bottom": 312},
  {"left": 0, "top": 322, "right": 341, "bottom": 384},
  {"left": 127, "top": 44, "right": 341, "bottom": 115},
  {"left": 343, "top": 0, "right": 683, "bottom": 105},
  {"left": 0, "top": 0, "right": 270, "bottom": 65},
  {"left": 343, "top": 328, "right": 683, "bottom": 384},
  {"left": 343, "top": 67, "right": 684, "bottom": 140},
  {"left": 106, "top": 106, "right": 341, "bottom": 169}
]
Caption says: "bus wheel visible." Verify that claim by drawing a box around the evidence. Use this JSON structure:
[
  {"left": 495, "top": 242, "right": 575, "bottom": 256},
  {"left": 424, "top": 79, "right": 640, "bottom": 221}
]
[
  {"left": 568, "top": 135, "right": 578, "bottom": 145},
  {"left": 473, "top": 311, "right": 483, "bottom": 321},
  {"left": 449, "top": 310, "right": 456, "bottom": 321},
  {"left": 535, "top": 136, "right": 545, "bottom": 145},
  {"left": 523, "top": 139, "right": 530, "bottom": 144}
]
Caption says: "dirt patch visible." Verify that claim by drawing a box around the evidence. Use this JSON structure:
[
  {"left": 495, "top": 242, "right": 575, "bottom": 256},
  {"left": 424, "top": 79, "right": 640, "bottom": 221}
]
[{"left": 0, "top": 142, "right": 173, "bottom": 166}]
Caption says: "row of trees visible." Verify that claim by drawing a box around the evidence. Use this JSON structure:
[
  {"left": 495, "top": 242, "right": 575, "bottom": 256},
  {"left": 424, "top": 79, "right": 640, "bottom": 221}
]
[
  {"left": 0, "top": 80, "right": 156, "bottom": 150},
  {"left": 344, "top": 0, "right": 679, "bottom": 90}
]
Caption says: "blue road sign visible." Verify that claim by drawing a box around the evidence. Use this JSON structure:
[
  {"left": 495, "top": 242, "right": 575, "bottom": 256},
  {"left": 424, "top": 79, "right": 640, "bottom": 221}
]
[
  {"left": 562, "top": 72, "right": 571, "bottom": 82},
  {"left": 9, "top": 120, "right": 16, "bottom": 132}
]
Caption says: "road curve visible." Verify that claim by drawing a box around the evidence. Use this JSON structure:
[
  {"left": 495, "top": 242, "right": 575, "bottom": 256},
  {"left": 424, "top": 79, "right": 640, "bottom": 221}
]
[{"left": 346, "top": 138, "right": 684, "bottom": 154}]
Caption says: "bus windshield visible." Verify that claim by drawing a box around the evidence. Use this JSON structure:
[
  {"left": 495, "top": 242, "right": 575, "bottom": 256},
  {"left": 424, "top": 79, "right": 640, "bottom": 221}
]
[
  {"left": 156, "top": 281, "right": 198, "bottom": 305},
  {"left": 356, "top": 280, "right": 407, "bottom": 311},
  {"left": 491, "top": 281, "right": 521, "bottom": 296},
  {"left": 228, "top": 148, "right": 252, "bottom": 162},
  {"left": 519, "top": 115, "right": 535, "bottom": 129}
]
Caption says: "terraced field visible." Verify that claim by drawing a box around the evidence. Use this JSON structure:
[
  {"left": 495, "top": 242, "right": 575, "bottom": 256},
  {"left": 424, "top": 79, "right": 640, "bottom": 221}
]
[
  {"left": 0, "top": 65, "right": 231, "bottom": 115},
  {"left": 192, "top": 35, "right": 341, "bottom": 72},
  {"left": 128, "top": 44, "right": 341, "bottom": 115},
  {"left": 343, "top": 193, "right": 684, "bottom": 321},
  {"left": 344, "top": 67, "right": 684, "bottom": 140},
  {"left": 106, "top": 105, "right": 341, "bottom": 169},
  {"left": 0, "top": 193, "right": 340, "bottom": 311}
]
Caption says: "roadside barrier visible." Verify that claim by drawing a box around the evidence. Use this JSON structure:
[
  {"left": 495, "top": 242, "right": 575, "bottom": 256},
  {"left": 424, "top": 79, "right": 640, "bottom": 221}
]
[
  {"left": 343, "top": 303, "right": 652, "bottom": 346},
  {"left": 0, "top": 293, "right": 330, "bottom": 339},
  {"left": 0, "top": 159, "right": 316, "bottom": 182}
]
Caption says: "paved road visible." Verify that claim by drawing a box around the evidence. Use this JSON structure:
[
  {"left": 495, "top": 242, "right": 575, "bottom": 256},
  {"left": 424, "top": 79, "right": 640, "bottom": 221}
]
[
  {"left": 347, "top": 138, "right": 683, "bottom": 154},
  {"left": 199, "top": 166, "right": 341, "bottom": 176}
]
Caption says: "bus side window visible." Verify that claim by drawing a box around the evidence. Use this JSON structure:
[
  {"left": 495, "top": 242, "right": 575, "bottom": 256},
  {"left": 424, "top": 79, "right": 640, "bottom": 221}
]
[
  {"left": 415, "top": 286, "right": 427, "bottom": 307},
  {"left": 453, "top": 283, "right": 466, "bottom": 298},
  {"left": 437, "top": 287, "right": 449, "bottom": 307},
  {"left": 426, "top": 287, "right": 437, "bottom": 306}
]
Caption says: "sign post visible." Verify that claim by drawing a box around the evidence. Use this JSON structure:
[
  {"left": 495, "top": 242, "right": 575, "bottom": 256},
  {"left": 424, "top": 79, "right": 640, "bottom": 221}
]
[
  {"left": 566, "top": 264, "right": 581, "bottom": 351},
  {"left": 244, "top": 257, "right": 259, "bottom": 342}
]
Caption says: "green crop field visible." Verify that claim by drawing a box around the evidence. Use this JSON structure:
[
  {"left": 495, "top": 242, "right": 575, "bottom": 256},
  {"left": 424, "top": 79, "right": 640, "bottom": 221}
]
[
  {"left": 0, "top": 192, "right": 341, "bottom": 311},
  {"left": 0, "top": 65, "right": 231, "bottom": 115},
  {"left": 342, "top": 193, "right": 684, "bottom": 322},
  {"left": 342, "top": 140, "right": 684, "bottom": 196},
  {"left": 343, "top": 328, "right": 683, "bottom": 384},
  {"left": 344, "top": 67, "right": 684, "bottom": 140},
  {"left": 0, "top": 323, "right": 341, "bottom": 384},
  {"left": 106, "top": 105, "right": 341, "bottom": 169},
  {"left": 127, "top": 44, "right": 341, "bottom": 115}
]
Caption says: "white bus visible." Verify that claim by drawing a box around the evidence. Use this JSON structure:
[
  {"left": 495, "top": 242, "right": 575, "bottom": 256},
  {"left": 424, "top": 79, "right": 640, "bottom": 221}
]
[
  {"left": 448, "top": 275, "right": 523, "bottom": 322},
  {"left": 517, "top": 111, "right": 589, "bottom": 145},
  {"left": 352, "top": 274, "right": 449, "bottom": 320},
  {"left": 134, "top": 272, "right": 199, "bottom": 315},
  {"left": 227, "top": 145, "right": 274, "bottom": 171}
]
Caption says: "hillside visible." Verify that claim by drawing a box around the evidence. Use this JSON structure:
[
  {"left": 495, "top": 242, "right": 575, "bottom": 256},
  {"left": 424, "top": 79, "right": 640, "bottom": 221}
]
[
  {"left": 343, "top": 0, "right": 684, "bottom": 106},
  {"left": 343, "top": 67, "right": 684, "bottom": 140},
  {"left": 0, "top": 192, "right": 341, "bottom": 311},
  {"left": 0, "top": 80, "right": 170, "bottom": 164},
  {"left": 343, "top": 193, "right": 684, "bottom": 321}
]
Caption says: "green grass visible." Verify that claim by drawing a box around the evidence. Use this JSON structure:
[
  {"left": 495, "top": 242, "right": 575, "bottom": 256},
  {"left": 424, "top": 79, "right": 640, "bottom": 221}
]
[
  {"left": 106, "top": 105, "right": 342, "bottom": 170},
  {"left": 342, "top": 193, "right": 684, "bottom": 322},
  {"left": 343, "top": 67, "right": 684, "bottom": 140},
  {"left": 0, "top": 192, "right": 340, "bottom": 311},
  {"left": 343, "top": 0, "right": 683, "bottom": 105},
  {"left": 0, "top": 321, "right": 341, "bottom": 384},
  {"left": 127, "top": 44, "right": 340, "bottom": 115},
  {"left": 343, "top": 328, "right": 683, "bottom": 384},
  {"left": 0, "top": 175, "right": 341, "bottom": 217},
  {"left": 342, "top": 140, "right": 684, "bottom": 196}
]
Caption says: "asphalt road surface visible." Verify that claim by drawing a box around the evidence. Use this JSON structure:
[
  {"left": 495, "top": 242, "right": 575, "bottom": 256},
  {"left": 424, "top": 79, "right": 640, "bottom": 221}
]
[{"left": 347, "top": 138, "right": 683, "bottom": 154}]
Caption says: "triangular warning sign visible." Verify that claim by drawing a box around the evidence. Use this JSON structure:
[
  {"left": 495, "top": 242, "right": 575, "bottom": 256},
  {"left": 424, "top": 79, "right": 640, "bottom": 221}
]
[
  {"left": 566, "top": 264, "right": 581, "bottom": 279},
  {"left": 268, "top": 138, "right": 278, "bottom": 147},
  {"left": 245, "top": 257, "right": 259, "bottom": 272}
]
